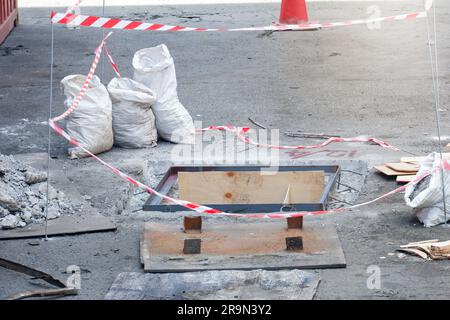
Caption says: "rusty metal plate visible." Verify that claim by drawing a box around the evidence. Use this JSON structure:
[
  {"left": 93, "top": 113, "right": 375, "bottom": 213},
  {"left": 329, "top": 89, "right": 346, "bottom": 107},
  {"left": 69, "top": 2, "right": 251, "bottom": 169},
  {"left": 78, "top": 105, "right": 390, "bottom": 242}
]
[{"left": 141, "top": 219, "right": 346, "bottom": 272}]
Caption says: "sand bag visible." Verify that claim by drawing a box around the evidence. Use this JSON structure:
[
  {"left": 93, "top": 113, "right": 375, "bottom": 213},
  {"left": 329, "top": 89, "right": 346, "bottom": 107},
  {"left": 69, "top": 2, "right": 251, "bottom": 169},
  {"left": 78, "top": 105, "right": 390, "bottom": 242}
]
[
  {"left": 404, "top": 152, "right": 450, "bottom": 227},
  {"left": 132, "top": 44, "right": 195, "bottom": 144},
  {"left": 61, "top": 74, "right": 113, "bottom": 159},
  {"left": 107, "top": 77, "right": 158, "bottom": 148}
]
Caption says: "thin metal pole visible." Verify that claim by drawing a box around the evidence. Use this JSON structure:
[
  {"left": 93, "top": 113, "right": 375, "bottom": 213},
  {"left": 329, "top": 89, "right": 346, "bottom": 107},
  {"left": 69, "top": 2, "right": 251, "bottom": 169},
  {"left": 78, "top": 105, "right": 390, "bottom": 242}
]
[
  {"left": 432, "top": 1, "right": 447, "bottom": 227},
  {"left": 101, "top": 0, "right": 106, "bottom": 79},
  {"left": 44, "top": 23, "right": 55, "bottom": 241},
  {"left": 425, "top": 0, "right": 447, "bottom": 226}
]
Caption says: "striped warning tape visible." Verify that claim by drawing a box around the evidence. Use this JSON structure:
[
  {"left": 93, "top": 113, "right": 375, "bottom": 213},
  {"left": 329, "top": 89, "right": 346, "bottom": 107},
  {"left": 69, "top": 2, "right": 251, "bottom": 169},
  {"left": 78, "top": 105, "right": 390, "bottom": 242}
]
[
  {"left": 48, "top": 34, "right": 433, "bottom": 219},
  {"left": 50, "top": 5, "right": 431, "bottom": 33},
  {"left": 104, "top": 47, "right": 121, "bottom": 78},
  {"left": 50, "top": 117, "right": 433, "bottom": 219},
  {"left": 198, "top": 126, "right": 399, "bottom": 151},
  {"left": 66, "top": 0, "right": 83, "bottom": 14}
]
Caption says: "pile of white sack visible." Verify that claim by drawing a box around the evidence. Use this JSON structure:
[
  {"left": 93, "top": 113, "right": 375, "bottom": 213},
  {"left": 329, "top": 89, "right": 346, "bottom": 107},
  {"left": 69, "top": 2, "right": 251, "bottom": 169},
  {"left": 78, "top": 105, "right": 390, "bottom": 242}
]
[
  {"left": 61, "top": 44, "right": 195, "bottom": 159},
  {"left": 405, "top": 152, "right": 450, "bottom": 227}
]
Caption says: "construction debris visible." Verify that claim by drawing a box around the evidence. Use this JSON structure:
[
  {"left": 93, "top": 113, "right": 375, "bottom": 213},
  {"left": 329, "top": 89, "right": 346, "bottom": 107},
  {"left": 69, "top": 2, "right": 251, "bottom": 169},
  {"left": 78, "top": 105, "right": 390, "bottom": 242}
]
[
  {"left": 396, "top": 175, "right": 416, "bottom": 183},
  {"left": 405, "top": 152, "right": 450, "bottom": 227},
  {"left": 285, "top": 131, "right": 341, "bottom": 139},
  {"left": 108, "top": 77, "right": 158, "bottom": 149},
  {"left": 248, "top": 117, "right": 267, "bottom": 129},
  {"left": 61, "top": 74, "right": 114, "bottom": 159},
  {"left": 0, "top": 153, "right": 76, "bottom": 229},
  {"left": 106, "top": 270, "right": 320, "bottom": 300},
  {"left": 132, "top": 45, "right": 195, "bottom": 144},
  {"left": 0, "top": 257, "right": 78, "bottom": 300},
  {"left": 6, "top": 287, "right": 78, "bottom": 300},
  {"left": 398, "top": 239, "right": 450, "bottom": 260},
  {"left": 375, "top": 154, "right": 426, "bottom": 183},
  {"left": 374, "top": 162, "right": 419, "bottom": 180}
]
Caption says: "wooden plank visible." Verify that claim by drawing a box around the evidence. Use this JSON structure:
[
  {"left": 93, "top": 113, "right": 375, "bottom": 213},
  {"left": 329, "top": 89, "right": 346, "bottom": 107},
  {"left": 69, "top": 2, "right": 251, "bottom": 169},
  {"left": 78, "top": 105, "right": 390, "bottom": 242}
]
[
  {"left": 178, "top": 171, "right": 325, "bottom": 205},
  {"left": 386, "top": 162, "right": 419, "bottom": 173},
  {"left": 396, "top": 175, "right": 416, "bottom": 183},
  {"left": 398, "top": 239, "right": 450, "bottom": 260},
  {"left": 431, "top": 241, "right": 450, "bottom": 255},
  {"left": 400, "top": 239, "right": 439, "bottom": 247},
  {"left": 398, "top": 248, "right": 429, "bottom": 260},
  {"left": 374, "top": 165, "right": 414, "bottom": 176},
  {"left": 142, "top": 219, "right": 346, "bottom": 272}
]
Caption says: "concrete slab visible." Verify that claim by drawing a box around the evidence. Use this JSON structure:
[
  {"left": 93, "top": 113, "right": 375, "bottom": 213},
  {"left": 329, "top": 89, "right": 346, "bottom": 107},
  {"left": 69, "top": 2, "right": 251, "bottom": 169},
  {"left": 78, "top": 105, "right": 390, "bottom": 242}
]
[{"left": 105, "top": 269, "right": 320, "bottom": 300}]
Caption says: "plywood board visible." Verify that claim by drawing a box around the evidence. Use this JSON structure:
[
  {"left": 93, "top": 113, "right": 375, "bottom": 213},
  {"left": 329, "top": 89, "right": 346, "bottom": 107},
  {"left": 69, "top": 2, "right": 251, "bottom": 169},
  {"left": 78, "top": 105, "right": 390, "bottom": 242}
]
[
  {"left": 396, "top": 175, "right": 416, "bottom": 183},
  {"left": 178, "top": 171, "right": 325, "bottom": 204},
  {"left": 141, "top": 220, "right": 346, "bottom": 272},
  {"left": 386, "top": 162, "right": 419, "bottom": 173},
  {"left": 374, "top": 165, "right": 413, "bottom": 176}
]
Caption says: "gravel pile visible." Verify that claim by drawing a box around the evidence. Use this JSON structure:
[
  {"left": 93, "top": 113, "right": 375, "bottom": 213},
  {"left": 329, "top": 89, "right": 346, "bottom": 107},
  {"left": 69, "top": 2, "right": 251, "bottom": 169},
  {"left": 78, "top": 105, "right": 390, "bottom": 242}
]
[{"left": 0, "top": 154, "right": 76, "bottom": 229}]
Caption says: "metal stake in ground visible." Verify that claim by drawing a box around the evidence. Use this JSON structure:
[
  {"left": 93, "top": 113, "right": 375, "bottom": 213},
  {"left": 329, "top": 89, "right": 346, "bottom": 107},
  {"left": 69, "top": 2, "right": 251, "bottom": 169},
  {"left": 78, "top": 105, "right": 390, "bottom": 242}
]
[
  {"left": 425, "top": 0, "right": 448, "bottom": 227},
  {"left": 101, "top": 0, "right": 106, "bottom": 80},
  {"left": 44, "top": 22, "right": 55, "bottom": 241}
]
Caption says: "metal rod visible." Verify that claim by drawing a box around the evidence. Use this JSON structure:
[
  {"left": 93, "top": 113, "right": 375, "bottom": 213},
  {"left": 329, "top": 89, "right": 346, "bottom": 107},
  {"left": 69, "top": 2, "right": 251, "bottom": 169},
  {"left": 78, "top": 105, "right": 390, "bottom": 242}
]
[
  {"left": 425, "top": 0, "right": 447, "bottom": 226},
  {"left": 340, "top": 169, "right": 364, "bottom": 176},
  {"left": 248, "top": 117, "right": 267, "bottom": 129},
  {"left": 432, "top": 1, "right": 447, "bottom": 227},
  {"left": 329, "top": 196, "right": 353, "bottom": 206},
  {"left": 44, "top": 23, "right": 55, "bottom": 241},
  {"left": 336, "top": 181, "right": 360, "bottom": 193},
  {"left": 101, "top": 0, "right": 106, "bottom": 80}
]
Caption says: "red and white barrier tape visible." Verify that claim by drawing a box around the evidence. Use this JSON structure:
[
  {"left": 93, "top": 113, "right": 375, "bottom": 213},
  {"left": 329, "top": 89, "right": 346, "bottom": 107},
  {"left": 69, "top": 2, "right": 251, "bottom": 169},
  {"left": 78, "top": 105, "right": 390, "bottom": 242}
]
[
  {"left": 199, "top": 125, "right": 399, "bottom": 151},
  {"left": 48, "top": 32, "right": 435, "bottom": 219},
  {"left": 65, "top": 0, "right": 83, "bottom": 15},
  {"left": 50, "top": 7, "right": 430, "bottom": 33},
  {"left": 51, "top": 116, "right": 437, "bottom": 219},
  {"left": 105, "top": 46, "right": 121, "bottom": 78}
]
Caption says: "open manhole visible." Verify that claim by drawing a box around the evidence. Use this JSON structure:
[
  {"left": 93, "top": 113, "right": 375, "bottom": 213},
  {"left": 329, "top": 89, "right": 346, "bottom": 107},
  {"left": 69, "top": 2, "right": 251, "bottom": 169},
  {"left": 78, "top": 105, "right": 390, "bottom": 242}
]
[
  {"left": 137, "top": 162, "right": 369, "bottom": 272},
  {"left": 143, "top": 165, "right": 341, "bottom": 213}
]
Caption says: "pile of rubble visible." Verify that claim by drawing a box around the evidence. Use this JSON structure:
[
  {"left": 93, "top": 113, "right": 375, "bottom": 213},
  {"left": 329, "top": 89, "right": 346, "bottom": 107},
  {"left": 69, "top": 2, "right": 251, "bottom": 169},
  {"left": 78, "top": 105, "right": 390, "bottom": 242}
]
[{"left": 0, "top": 154, "right": 75, "bottom": 229}]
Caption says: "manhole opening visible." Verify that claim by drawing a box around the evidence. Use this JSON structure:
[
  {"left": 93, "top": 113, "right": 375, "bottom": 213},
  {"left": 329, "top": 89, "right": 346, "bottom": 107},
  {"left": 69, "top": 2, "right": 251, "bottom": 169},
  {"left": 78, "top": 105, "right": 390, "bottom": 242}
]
[{"left": 143, "top": 165, "right": 344, "bottom": 213}]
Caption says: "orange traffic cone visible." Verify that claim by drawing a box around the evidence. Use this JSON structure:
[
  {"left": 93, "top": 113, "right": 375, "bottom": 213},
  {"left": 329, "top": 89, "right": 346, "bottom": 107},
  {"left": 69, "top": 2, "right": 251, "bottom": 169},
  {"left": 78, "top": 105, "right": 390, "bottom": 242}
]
[{"left": 279, "top": 0, "right": 309, "bottom": 24}]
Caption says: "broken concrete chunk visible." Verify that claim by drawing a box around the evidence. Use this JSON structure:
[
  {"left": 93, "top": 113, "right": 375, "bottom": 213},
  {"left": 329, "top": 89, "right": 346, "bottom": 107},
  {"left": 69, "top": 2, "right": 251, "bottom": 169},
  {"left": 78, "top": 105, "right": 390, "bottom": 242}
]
[
  {"left": 21, "top": 211, "right": 33, "bottom": 223},
  {"left": 0, "top": 192, "right": 19, "bottom": 212},
  {"left": 24, "top": 170, "right": 47, "bottom": 185},
  {"left": 35, "top": 183, "right": 59, "bottom": 200},
  {"left": 1, "top": 214, "right": 21, "bottom": 229},
  {"left": 0, "top": 207, "right": 9, "bottom": 218},
  {"left": 46, "top": 206, "right": 61, "bottom": 220},
  {"left": 28, "top": 195, "right": 40, "bottom": 206}
]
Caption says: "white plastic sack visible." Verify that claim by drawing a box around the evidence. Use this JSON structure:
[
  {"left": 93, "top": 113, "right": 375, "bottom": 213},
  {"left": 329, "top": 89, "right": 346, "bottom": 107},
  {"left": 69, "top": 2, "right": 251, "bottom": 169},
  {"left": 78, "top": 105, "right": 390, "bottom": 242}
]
[
  {"left": 61, "top": 74, "right": 113, "bottom": 159},
  {"left": 108, "top": 77, "right": 158, "bottom": 149},
  {"left": 404, "top": 152, "right": 450, "bottom": 227},
  {"left": 132, "top": 44, "right": 195, "bottom": 144}
]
